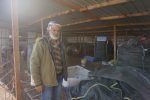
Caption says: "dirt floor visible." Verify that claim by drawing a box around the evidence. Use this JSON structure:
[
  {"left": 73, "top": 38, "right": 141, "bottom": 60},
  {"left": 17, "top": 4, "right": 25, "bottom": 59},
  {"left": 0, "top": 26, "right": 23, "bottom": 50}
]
[
  {"left": 0, "top": 85, "right": 15, "bottom": 100},
  {"left": 67, "top": 56, "right": 81, "bottom": 66}
]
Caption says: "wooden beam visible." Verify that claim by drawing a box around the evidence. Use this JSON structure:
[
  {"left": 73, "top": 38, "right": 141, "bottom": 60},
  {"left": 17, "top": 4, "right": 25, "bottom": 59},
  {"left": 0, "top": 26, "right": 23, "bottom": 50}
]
[
  {"left": 30, "top": 0, "right": 130, "bottom": 25},
  {"left": 80, "top": 0, "right": 130, "bottom": 12},
  {"left": 63, "top": 32, "right": 144, "bottom": 36},
  {"left": 63, "top": 28, "right": 150, "bottom": 34},
  {"left": 30, "top": 9, "right": 75, "bottom": 25},
  {"left": 56, "top": 0, "right": 100, "bottom": 19},
  {"left": 63, "top": 11, "right": 150, "bottom": 27},
  {"left": 56, "top": 0, "right": 81, "bottom": 10},
  {"left": 41, "top": 20, "right": 44, "bottom": 36},
  {"left": 113, "top": 25, "right": 117, "bottom": 64},
  {"left": 63, "top": 22, "right": 150, "bottom": 31},
  {"left": 11, "top": 0, "right": 22, "bottom": 100}
]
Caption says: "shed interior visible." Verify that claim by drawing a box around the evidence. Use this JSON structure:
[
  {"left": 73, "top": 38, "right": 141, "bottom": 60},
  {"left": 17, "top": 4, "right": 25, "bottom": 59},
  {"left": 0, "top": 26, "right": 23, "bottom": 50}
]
[{"left": 0, "top": 0, "right": 150, "bottom": 100}]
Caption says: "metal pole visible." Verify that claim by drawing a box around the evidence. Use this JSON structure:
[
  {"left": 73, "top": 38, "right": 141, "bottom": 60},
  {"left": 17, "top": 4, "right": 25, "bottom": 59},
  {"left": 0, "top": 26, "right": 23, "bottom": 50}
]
[
  {"left": 113, "top": 25, "right": 117, "bottom": 64},
  {"left": 11, "top": 0, "right": 22, "bottom": 99},
  {"left": 41, "top": 19, "right": 44, "bottom": 36}
]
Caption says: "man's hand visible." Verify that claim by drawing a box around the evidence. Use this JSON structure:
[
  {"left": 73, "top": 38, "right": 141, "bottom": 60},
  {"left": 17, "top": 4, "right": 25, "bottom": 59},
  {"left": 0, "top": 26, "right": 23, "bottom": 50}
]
[{"left": 35, "top": 85, "right": 43, "bottom": 93}]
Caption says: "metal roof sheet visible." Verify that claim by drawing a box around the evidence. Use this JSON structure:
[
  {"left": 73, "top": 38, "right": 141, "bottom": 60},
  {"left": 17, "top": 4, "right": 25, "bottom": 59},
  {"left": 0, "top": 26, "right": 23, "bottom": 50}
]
[{"left": 0, "top": 0, "right": 150, "bottom": 35}]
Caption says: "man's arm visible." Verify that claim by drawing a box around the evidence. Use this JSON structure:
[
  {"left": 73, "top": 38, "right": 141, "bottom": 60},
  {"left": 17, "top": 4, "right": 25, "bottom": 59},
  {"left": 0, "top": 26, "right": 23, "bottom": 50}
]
[{"left": 30, "top": 39, "right": 43, "bottom": 86}]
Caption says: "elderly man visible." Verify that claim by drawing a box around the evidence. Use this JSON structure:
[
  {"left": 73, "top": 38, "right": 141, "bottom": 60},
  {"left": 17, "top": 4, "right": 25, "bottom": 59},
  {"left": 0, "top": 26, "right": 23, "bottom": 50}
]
[{"left": 30, "top": 21, "right": 67, "bottom": 100}]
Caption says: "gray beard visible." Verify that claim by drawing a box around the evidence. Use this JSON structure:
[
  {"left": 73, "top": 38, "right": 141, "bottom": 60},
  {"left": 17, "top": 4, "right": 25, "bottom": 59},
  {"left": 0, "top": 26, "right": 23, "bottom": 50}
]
[{"left": 50, "top": 33, "right": 59, "bottom": 40}]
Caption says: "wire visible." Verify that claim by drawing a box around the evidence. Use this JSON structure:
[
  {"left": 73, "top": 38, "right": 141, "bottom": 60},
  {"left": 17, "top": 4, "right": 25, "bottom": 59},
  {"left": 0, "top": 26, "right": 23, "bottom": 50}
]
[
  {"left": 123, "top": 97, "right": 132, "bottom": 100},
  {"left": 110, "top": 82, "right": 123, "bottom": 98},
  {"left": 71, "top": 83, "right": 112, "bottom": 100},
  {"left": 110, "top": 82, "right": 133, "bottom": 100}
]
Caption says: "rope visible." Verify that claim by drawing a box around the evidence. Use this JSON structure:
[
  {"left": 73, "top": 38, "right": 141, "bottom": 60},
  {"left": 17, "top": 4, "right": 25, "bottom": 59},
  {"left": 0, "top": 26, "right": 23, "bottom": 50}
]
[
  {"left": 71, "top": 83, "right": 112, "bottom": 100},
  {"left": 110, "top": 82, "right": 123, "bottom": 98},
  {"left": 71, "top": 82, "right": 126, "bottom": 100},
  {"left": 123, "top": 97, "right": 132, "bottom": 100}
]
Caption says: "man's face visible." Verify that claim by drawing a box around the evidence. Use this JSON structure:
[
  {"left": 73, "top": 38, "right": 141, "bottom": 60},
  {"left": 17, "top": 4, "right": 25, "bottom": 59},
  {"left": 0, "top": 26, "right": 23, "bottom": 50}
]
[{"left": 48, "top": 25, "right": 61, "bottom": 39}]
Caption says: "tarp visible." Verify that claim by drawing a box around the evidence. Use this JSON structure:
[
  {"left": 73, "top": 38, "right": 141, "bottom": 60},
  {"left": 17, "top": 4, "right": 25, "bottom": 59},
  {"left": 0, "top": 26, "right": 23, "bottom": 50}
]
[{"left": 89, "top": 66, "right": 150, "bottom": 100}]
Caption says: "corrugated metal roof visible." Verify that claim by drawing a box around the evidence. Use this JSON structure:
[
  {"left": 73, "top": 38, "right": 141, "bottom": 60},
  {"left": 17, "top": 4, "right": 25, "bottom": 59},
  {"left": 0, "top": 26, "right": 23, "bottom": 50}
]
[{"left": 0, "top": 0, "right": 150, "bottom": 35}]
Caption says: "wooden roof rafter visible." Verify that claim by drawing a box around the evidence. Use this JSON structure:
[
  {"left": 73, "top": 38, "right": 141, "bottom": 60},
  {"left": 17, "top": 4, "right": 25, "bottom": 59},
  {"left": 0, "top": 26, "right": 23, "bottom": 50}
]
[
  {"left": 29, "top": 0, "right": 130, "bottom": 25},
  {"left": 63, "top": 22, "right": 150, "bottom": 31},
  {"left": 79, "top": 0, "right": 131, "bottom": 12},
  {"left": 62, "top": 11, "right": 150, "bottom": 27},
  {"left": 63, "top": 28, "right": 150, "bottom": 35},
  {"left": 55, "top": 0, "right": 101, "bottom": 20}
]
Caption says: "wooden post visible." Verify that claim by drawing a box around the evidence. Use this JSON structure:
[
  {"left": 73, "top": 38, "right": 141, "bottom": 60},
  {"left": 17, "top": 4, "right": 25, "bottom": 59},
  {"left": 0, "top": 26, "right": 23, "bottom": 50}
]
[
  {"left": 94, "top": 35, "right": 96, "bottom": 57},
  {"left": 113, "top": 25, "right": 117, "bottom": 64},
  {"left": 11, "top": 0, "right": 22, "bottom": 100},
  {"left": 125, "top": 31, "right": 128, "bottom": 41},
  {"left": 41, "top": 19, "right": 44, "bottom": 36},
  {"left": 79, "top": 35, "right": 82, "bottom": 54}
]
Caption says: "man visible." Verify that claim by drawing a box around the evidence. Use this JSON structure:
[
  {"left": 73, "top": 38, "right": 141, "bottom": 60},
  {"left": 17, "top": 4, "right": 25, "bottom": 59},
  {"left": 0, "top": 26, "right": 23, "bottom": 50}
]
[{"left": 30, "top": 21, "right": 67, "bottom": 100}]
